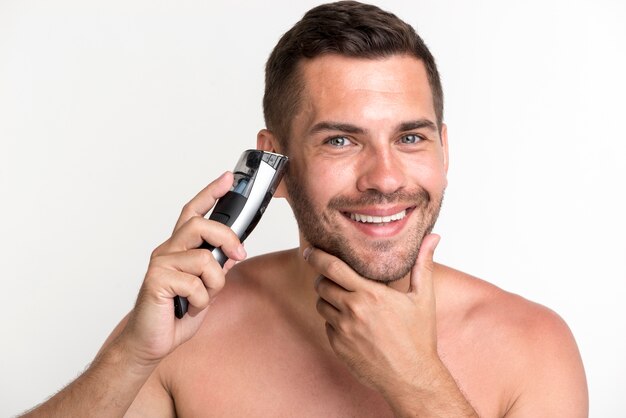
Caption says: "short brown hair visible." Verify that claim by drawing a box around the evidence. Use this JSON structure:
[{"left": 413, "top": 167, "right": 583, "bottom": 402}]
[{"left": 263, "top": 1, "right": 444, "bottom": 150}]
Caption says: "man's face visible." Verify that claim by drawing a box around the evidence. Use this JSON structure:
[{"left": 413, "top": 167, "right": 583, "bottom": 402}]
[{"left": 284, "top": 54, "right": 448, "bottom": 283}]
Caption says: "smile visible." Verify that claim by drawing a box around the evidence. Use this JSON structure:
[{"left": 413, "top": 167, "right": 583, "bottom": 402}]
[{"left": 348, "top": 209, "right": 407, "bottom": 224}]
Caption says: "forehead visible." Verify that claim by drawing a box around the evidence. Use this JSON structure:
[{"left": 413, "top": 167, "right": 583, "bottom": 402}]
[{"left": 295, "top": 54, "right": 435, "bottom": 128}]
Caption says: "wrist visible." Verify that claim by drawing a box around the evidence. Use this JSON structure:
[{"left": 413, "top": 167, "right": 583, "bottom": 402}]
[
  {"left": 95, "top": 335, "right": 160, "bottom": 377},
  {"left": 380, "top": 357, "right": 478, "bottom": 418}
]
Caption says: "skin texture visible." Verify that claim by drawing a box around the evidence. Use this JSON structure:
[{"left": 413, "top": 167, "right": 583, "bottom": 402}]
[{"left": 22, "top": 55, "right": 588, "bottom": 418}]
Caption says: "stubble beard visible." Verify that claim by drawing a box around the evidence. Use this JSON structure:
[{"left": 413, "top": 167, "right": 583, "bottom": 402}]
[{"left": 286, "top": 173, "right": 444, "bottom": 283}]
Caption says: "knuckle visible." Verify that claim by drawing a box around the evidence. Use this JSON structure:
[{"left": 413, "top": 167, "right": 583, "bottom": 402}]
[
  {"left": 315, "top": 276, "right": 327, "bottom": 293},
  {"left": 215, "top": 282, "right": 225, "bottom": 294},
  {"left": 209, "top": 275, "right": 226, "bottom": 292},
  {"left": 180, "top": 203, "right": 194, "bottom": 218},
  {"left": 150, "top": 243, "right": 166, "bottom": 259},
  {"left": 191, "top": 277, "right": 206, "bottom": 292},
  {"left": 364, "top": 288, "right": 381, "bottom": 304},
  {"left": 188, "top": 215, "right": 205, "bottom": 230},
  {"left": 326, "top": 259, "right": 344, "bottom": 278},
  {"left": 144, "top": 264, "right": 160, "bottom": 278},
  {"left": 196, "top": 249, "right": 214, "bottom": 266},
  {"left": 335, "top": 317, "right": 351, "bottom": 335},
  {"left": 346, "top": 299, "right": 366, "bottom": 321},
  {"left": 202, "top": 268, "right": 226, "bottom": 291},
  {"left": 217, "top": 225, "right": 240, "bottom": 248},
  {"left": 315, "top": 297, "right": 325, "bottom": 313},
  {"left": 143, "top": 265, "right": 164, "bottom": 289},
  {"left": 347, "top": 291, "right": 379, "bottom": 321}
]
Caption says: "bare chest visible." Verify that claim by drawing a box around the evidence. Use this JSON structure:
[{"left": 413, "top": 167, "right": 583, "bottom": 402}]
[
  {"left": 164, "top": 292, "right": 514, "bottom": 418},
  {"left": 169, "top": 329, "right": 394, "bottom": 418}
]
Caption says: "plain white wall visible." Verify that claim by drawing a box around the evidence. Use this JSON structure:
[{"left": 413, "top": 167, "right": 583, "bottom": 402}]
[{"left": 1, "top": 0, "right": 624, "bottom": 416}]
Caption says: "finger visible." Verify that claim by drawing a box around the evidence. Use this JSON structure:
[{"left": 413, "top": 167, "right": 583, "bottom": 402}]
[
  {"left": 159, "top": 217, "right": 247, "bottom": 262},
  {"left": 408, "top": 233, "right": 441, "bottom": 295},
  {"left": 154, "top": 249, "right": 227, "bottom": 296},
  {"left": 304, "top": 247, "right": 363, "bottom": 292},
  {"left": 173, "top": 171, "right": 233, "bottom": 232},
  {"left": 315, "top": 275, "right": 349, "bottom": 311},
  {"left": 143, "top": 267, "right": 211, "bottom": 312},
  {"left": 223, "top": 258, "right": 237, "bottom": 274},
  {"left": 316, "top": 297, "right": 341, "bottom": 329}
]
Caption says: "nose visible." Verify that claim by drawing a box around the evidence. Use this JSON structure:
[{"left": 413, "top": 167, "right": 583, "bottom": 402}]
[{"left": 356, "top": 147, "right": 406, "bottom": 194}]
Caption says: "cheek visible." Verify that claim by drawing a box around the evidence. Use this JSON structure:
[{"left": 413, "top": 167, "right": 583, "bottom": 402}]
[
  {"left": 428, "top": 164, "right": 448, "bottom": 190},
  {"left": 296, "top": 154, "right": 357, "bottom": 199},
  {"left": 407, "top": 156, "right": 448, "bottom": 193},
  {"left": 312, "top": 161, "right": 358, "bottom": 203}
]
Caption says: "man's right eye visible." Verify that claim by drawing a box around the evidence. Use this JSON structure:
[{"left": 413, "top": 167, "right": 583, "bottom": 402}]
[{"left": 326, "top": 136, "right": 353, "bottom": 147}]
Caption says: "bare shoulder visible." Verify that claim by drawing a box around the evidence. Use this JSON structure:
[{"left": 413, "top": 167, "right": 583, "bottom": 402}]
[
  {"left": 226, "top": 248, "right": 298, "bottom": 287},
  {"left": 441, "top": 264, "right": 573, "bottom": 341},
  {"left": 436, "top": 264, "right": 588, "bottom": 417},
  {"left": 212, "top": 249, "right": 299, "bottom": 311},
  {"left": 185, "top": 249, "right": 301, "bottom": 338}
]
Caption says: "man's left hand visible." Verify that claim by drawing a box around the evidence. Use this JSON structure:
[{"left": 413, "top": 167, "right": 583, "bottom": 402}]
[{"left": 304, "top": 234, "right": 442, "bottom": 397}]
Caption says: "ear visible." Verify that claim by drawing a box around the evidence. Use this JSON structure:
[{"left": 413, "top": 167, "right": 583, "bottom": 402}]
[
  {"left": 257, "top": 128, "right": 281, "bottom": 154},
  {"left": 440, "top": 123, "right": 449, "bottom": 175},
  {"left": 257, "top": 129, "right": 288, "bottom": 198}
]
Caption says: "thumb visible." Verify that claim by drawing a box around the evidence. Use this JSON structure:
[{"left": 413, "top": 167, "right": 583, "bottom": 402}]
[{"left": 408, "top": 233, "right": 441, "bottom": 295}]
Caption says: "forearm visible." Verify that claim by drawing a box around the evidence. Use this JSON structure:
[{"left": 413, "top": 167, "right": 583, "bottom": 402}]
[
  {"left": 383, "top": 360, "right": 479, "bottom": 418},
  {"left": 21, "top": 338, "right": 157, "bottom": 418}
]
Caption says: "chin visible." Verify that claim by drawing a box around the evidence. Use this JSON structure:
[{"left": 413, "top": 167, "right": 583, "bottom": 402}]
[
  {"left": 313, "top": 236, "right": 418, "bottom": 283},
  {"left": 346, "top": 250, "right": 415, "bottom": 283}
]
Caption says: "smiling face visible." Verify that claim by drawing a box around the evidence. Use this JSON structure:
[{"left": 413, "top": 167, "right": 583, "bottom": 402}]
[{"left": 283, "top": 54, "right": 448, "bottom": 283}]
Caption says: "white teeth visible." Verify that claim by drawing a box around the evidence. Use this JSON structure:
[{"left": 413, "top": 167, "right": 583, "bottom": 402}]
[{"left": 349, "top": 209, "right": 406, "bottom": 224}]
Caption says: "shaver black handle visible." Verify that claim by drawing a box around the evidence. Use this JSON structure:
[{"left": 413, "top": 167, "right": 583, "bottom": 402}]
[
  {"left": 173, "top": 295, "right": 189, "bottom": 319},
  {"left": 173, "top": 191, "right": 246, "bottom": 319}
]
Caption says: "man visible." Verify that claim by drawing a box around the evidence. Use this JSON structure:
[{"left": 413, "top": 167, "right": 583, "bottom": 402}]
[{"left": 23, "top": 1, "right": 588, "bottom": 417}]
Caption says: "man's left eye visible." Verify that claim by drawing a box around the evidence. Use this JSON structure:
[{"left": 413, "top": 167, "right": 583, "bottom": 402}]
[{"left": 400, "top": 134, "right": 423, "bottom": 144}]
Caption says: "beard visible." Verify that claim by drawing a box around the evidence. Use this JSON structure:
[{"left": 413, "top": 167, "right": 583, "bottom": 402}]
[{"left": 285, "top": 172, "right": 444, "bottom": 283}]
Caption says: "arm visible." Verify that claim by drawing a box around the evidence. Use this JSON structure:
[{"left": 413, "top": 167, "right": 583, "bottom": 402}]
[
  {"left": 21, "top": 172, "right": 247, "bottom": 417},
  {"left": 504, "top": 311, "right": 588, "bottom": 417},
  {"left": 21, "top": 338, "right": 157, "bottom": 418},
  {"left": 306, "top": 234, "right": 479, "bottom": 417}
]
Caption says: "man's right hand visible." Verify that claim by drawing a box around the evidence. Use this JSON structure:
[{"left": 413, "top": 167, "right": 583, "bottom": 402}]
[
  {"left": 117, "top": 171, "right": 247, "bottom": 366},
  {"left": 21, "top": 172, "right": 246, "bottom": 418}
]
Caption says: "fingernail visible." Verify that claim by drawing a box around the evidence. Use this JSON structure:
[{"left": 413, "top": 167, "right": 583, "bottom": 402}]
[
  {"left": 303, "top": 246, "right": 312, "bottom": 260},
  {"left": 237, "top": 244, "right": 247, "bottom": 259}
]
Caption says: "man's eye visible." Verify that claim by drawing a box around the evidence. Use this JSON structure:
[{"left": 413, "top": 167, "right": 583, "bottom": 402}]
[
  {"left": 326, "top": 136, "right": 353, "bottom": 147},
  {"left": 400, "top": 134, "right": 423, "bottom": 144}
]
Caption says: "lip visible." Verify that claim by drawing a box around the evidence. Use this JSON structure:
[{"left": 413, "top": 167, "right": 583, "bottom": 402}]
[{"left": 340, "top": 206, "right": 415, "bottom": 238}]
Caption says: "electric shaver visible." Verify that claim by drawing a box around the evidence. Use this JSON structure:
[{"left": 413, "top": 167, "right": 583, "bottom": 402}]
[{"left": 174, "top": 149, "right": 289, "bottom": 318}]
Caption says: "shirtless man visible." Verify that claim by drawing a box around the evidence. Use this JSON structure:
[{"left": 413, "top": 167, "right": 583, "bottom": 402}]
[{"left": 23, "top": 2, "right": 588, "bottom": 417}]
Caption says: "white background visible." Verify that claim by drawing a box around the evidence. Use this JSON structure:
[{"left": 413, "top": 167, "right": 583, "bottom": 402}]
[{"left": 1, "top": 0, "right": 624, "bottom": 416}]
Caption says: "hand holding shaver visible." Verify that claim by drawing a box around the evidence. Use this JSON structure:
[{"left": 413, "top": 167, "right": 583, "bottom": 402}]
[{"left": 173, "top": 150, "right": 288, "bottom": 318}]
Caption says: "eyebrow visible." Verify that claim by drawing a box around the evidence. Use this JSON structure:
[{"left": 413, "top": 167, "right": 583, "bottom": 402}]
[
  {"left": 308, "top": 119, "right": 438, "bottom": 136},
  {"left": 397, "top": 119, "right": 438, "bottom": 133},
  {"left": 309, "top": 122, "right": 365, "bottom": 135}
]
